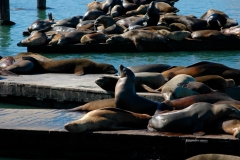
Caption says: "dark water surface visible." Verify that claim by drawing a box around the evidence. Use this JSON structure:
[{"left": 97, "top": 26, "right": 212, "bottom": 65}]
[{"left": 0, "top": 0, "right": 240, "bottom": 108}]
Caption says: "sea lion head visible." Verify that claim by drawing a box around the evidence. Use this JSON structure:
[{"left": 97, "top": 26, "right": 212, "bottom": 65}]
[
  {"left": 119, "top": 64, "right": 135, "bottom": 78},
  {"left": 0, "top": 56, "right": 15, "bottom": 68}
]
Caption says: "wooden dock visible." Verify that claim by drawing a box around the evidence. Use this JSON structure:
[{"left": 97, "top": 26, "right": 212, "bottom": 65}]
[
  {"left": 26, "top": 38, "right": 240, "bottom": 53},
  {"left": 0, "top": 73, "right": 165, "bottom": 108},
  {"left": 0, "top": 108, "right": 240, "bottom": 159}
]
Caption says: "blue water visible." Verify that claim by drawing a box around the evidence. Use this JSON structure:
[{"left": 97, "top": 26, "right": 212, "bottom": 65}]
[{"left": 0, "top": 0, "right": 240, "bottom": 110}]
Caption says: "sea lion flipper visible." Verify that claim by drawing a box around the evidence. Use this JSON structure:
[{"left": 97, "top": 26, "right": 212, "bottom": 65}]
[
  {"left": 141, "top": 84, "right": 160, "bottom": 93},
  {"left": 0, "top": 69, "right": 19, "bottom": 76},
  {"left": 74, "top": 67, "right": 84, "bottom": 75},
  {"left": 192, "top": 121, "right": 205, "bottom": 136}
]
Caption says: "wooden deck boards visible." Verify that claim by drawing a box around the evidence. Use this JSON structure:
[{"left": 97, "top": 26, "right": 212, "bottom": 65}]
[{"left": 0, "top": 108, "right": 239, "bottom": 159}]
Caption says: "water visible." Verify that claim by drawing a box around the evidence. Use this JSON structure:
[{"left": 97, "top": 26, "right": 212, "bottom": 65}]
[{"left": 0, "top": 0, "right": 240, "bottom": 110}]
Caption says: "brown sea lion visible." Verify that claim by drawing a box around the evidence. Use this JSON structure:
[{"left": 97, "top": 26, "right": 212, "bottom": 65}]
[
  {"left": 157, "top": 29, "right": 191, "bottom": 41},
  {"left": 161, "top": 15, "right": 210, "bottom": 32},
  {"left": 194, "top": 75, "right": 235, "bottom": 91},
  {"left": 109, "top": 5, "right": 126, "bottom": 17},
  {"left": 187, "top": 154, "right": 240, "bottom": 160},
  {"left": 125, "top": 4, "right": 149, "bottom": 16},
  {"left": 116, "top": 15, "right": 143, "bottom": 28},
  {"left": 82, "top": 10, "right": 106, "bottom": 21},
  {"left": 64, "top": 107, "right": 151, "bottom": 133},
  {"left": 106, "top": 29, "right": 169, "bottom": 52},
  {"left": 148, "top": 102, "right": 240, "bottom": 135},
  {"left": 17, "top": 31, "right": 48, "bottom": 47},
  {"left": 201, "top": 9, "right": 238, "bottom": 29},
  {"left": 70, "top": 98, "right": 116, "bottom": 111},
  {"left": 6, "top": 57, "right": 118, "bottom": 75},
  {"left": 191, "top": 30, "right": 238, "bottom": 40},
  {"left": 48, "top": 32, "right": 67, "bottom": 45},
  {"left": 155, "top": 92, "right": 240, "bottom": 113},
  {"left": 87, "top": 1, "right": 104, "bottom": 11},
  {"left": 122, "top": 0, "right": 140, "bottom": 12},
  {"left": 165, "top": 61, "right": 240, "bottom": 85},
  {"left": 53, "top": 16, "right": 83, "bottom": 28},
  {"left": 2, "top": 58, "right": 35, "bottom": 74},
  {"left": 80, "top": 32, "right": 113, "bottom": 43},
  {"left": 161, "top": 66, "right": 185, "bottom": 80},
  {"left": 169, "top": 23, "right": 187, "bottom": 31},
  {"left": 154, "top": 2, "right": 179, "bottom": 13},
  {"left": 221, "top": 25, "right": 240, "bottom": 36},
  {"left": 115, "top": 64, "right": 160, "bottom": 115},
  {"left": 94, "top": 15, "right": 124, "bottom": 34},
  {"left": 13, "top": 52, "right": 52, "bottom": 62},
  {"left": 95, "top": 72, "right": 166, "bottom": 92},
  {"left": 57, "top": 30, "right": 93, "bottom": 45},
  {"left": 218, "top": 119, "right": 240, "bottom": 139},
  {"left": 101, "top": 0, "right": 122, "bottom": 13}
]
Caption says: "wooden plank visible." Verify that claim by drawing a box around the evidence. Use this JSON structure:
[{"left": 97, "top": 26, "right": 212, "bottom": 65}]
[{"left": 0, "top": 108, "right": 239, "bottom": 159}]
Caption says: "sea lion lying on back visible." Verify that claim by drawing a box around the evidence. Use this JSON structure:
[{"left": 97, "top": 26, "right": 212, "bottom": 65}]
[{"left": 4, "top": 57, "right": 118, "bottom": 75}]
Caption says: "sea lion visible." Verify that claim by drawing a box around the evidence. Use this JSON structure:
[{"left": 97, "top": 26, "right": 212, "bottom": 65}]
[
  {"left": 128, "top": 63, "right": 171, "bottom": 73},
  {"left": 125, "top": 4, "right": 149, "bottom": 16},
  {"left": 161, "top": 15, "right": 210, "bottom": 32},
  {"left": 157, "top": 29, "right": 191, "bottom": 41},
  {"left": 80, "top": 32, "right": 113, "bottom": 43},
  {"left": 148, "top": 102, "right": 240, "bottom": 135},
  {"left": 95, "top": 72, "right": 166, "bottom": 92},
  {"left": 191, "top": 30, "right": 238, "bottom": 40},
  {"left": 51, "top": 26, "right": 76, "bottom": 32},
  {"left": 94, "top": 15, "right": 124, "bottom": 34},
  {"left": 53, "top": 16, "right": 83, "bottom": 28},
  {"left": 126, "top": 1, "right": 160, "bottom": 31},
  {"left": 101, "top": 0, "right": 122, "bottom": 13},
  {"left": 87, "top": 1, "right": 104, "bottom": 11},
  {"left": 221, "top": 25, "right": 240, "bottom": 36},
  {"left": 82, "top": 10, "right": 106, "bottom": 21},
  {"left": 109, "top": 5, "right": 126, "bottom": 17},
  {"left": 143, "top": 74, "right": 204, "bottom": 100},
  {"left": 13, "top": 52, "right": 52, "bottom": 62},
  {"left": 194, "top": 75, "right": 235, "bottom": 91},
  {"left": 218, "top": 119, "right": 240, "bottom": 138},
  {"left": 106, "top": 30, "right": 169, "bottom": 52},
  {"left": 187, "top": 154, "right": 240, "bottom": 160},
  {"left": 200, "top": 9, "right": 238, "bottom": 29},
  {"left": 57, "top": 30, "right": 93, "bottom": 45},
  {"left": 70, "top": 98, "right": 116, "bottom": 111},
  {"left": 6, "top": 57, "right": 118, "bottom": 75},
  {"left": 64, "top": 107, "right": 151, "bottom": 133},
  {"left": 169, "top": 23, "right": 187, "bottom": 31},
  {"left": 48, "top": 32, "right": 67, "bottom": 45},
  {"left": 206, "top": 13, "right": 227, "bottom": 30},
  {"left": 2, "top": 58, "right": 35, "bottom": 74},
  {"left": 165, "top": 61, "right": 240, "bottom": 85},
  {"left": 17, "top": 31, "right": 48, "bottom": 47},
  {"left": 116, "top": 15, "right": 143, "bottom": 28},
  {"left": 155, "top": 92, "right": 240, "bottom": 113},
  {"left": 27, "top": 14, "right": 55, "bottom": 32},
  {"left": 154, "top": 2, "right": 179, "bottom": 13},
  {"left": 114, "top": 64, "right": 160, "bottom": 115},
  {"left": 122, "top": 0, "right": 140, "bottom": 11},
  {"left": 161, "top": 66, "right": 185, "bottom": 80},
  {"left": 0, "top": 56, "right": 15, "bottom": 68}
]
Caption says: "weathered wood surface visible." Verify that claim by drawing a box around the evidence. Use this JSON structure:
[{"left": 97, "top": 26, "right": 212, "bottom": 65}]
[
  {"left": 0, "top": 108, "right": 239, "bottom": 159},
  {"left": 0, "top": 73, "right": 164, "bottom": 108},
  {"left": 27, "top": 39, "right": 240, "bottom": 53}
]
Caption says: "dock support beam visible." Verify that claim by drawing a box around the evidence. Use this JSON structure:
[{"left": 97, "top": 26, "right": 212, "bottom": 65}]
[
  {"left": 37, "top": 0, "right": 46, "bottom": 10},
  {"left": 0, "top": 0, "right": 15, "bottom": 25}
]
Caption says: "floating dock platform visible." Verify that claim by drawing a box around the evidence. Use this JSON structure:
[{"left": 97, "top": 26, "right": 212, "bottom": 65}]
[
  {"left": 27, "top": 38, "right": 240, "bottom": 53},
  {"left": 0, "top": 73, "right": 240, "bottom": 159},
  {"left": 0, "top": 108, "right": 240, "bottom": 160}
]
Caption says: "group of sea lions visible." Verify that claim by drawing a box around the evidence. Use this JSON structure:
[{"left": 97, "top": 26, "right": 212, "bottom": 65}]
[
  {"left": 18, "top": 0, "right": 239, "bottom": 52},
  {"left": 65, "top": 62, "right": 240, "bottom": 139}
]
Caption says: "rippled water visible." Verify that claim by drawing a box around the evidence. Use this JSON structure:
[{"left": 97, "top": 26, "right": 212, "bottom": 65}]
[{"left": 1, "top": 0, "right": 240, "bottom": 105}]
